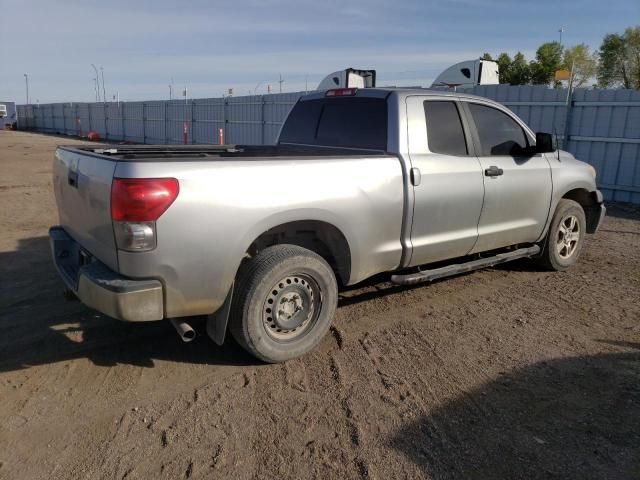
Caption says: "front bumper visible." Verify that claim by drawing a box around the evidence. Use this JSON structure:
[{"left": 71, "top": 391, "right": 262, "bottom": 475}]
[
  {"left": 587, "top": 190, "right": 606, "bottom": 233},
  {"left": 49, "top": 227, "right": 164, "bottom": 321}
]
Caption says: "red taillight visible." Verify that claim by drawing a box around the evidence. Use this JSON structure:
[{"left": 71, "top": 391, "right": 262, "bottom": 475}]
[
  {"left": 326, "top": 88, "right": 358, "bottom": 97},
  {"left": 111, "top": 178, "right": 179, "bottom": 222}
]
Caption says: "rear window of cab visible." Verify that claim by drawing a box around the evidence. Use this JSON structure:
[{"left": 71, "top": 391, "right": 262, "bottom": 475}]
[{"left": 279, "top": 97, "right": 388, "bottom": 151}]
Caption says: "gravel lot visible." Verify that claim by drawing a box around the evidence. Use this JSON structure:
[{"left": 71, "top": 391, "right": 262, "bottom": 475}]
[{"left": 1, "top": 130, "right": 639, "bottom": 480}]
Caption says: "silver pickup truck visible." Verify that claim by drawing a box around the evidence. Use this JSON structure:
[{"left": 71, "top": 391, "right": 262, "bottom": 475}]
[{"left": 50, "top": 87, "right": 605, "bottom": 362}]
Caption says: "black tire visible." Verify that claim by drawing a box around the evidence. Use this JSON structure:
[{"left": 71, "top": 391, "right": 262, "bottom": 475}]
[
  {"left": 539, "top": 199, "right": 586, "bottom": 271},
  {"left": 229, "top": 244, "right": 338, "bottom": 363}
]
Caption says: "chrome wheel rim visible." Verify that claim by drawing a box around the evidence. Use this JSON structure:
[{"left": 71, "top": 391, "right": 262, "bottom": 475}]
[
  {"left": 556, "top": 214, "right": 580, "bottom": 259},
  {"left": 262, "top": 274, "right": 321, "bottom": 342}
]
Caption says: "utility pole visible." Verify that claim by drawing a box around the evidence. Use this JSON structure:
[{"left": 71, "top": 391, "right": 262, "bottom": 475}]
[
  {"left": 101, "top": 67, "right": 106, "bottom": 103},
  {"left": 278, "top": 74, "right": 284, "bottom": 93},
  {"left": 23, "top": 74, "right": 30, "bottom": 104}
]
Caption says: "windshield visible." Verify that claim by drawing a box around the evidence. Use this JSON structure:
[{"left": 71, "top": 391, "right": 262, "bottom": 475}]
[{"left": 279, "top": 97, "right": 388, "bottom": 151}]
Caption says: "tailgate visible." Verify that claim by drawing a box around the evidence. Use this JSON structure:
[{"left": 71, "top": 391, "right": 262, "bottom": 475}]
[{"left": 53, "top": 147, "right": 118, "bottom": 270}]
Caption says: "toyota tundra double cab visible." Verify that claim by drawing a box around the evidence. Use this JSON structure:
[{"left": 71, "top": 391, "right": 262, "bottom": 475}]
[{"left": 50, "top": 87, "right": 605, "bottom": 362}]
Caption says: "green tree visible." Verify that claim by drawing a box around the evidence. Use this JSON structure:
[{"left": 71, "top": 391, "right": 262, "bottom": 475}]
[
  {"left": 597, "top": 26, "right": 640, "bottom": 89},
  {"left": 491, "top": 52, "right": 530, "bottom": 85},
  {"left": 598, "top": 33, "right": 629, "bottom": 87},
  {"left": 481, "top": 52, "right": 494, "bottom": 61},
  {"left": 624, "top": 26, "right": 640, "bottom": 89},
  {"left": 530, "top": 42, "right": 563, "bottom": 85},
  {"left": 563, "top": 43, "right": 598, "bottom": 88},
  {"left": 496, "top": 52, "right": 513, "bottom": 83},
  {"left": 510, "top": 52, "right": 531, "bottom": 85}
]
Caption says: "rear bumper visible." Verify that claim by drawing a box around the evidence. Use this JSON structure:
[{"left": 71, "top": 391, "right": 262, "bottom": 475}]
[{"left": 49, "top": 227, "right": 164, "bottom": 321}]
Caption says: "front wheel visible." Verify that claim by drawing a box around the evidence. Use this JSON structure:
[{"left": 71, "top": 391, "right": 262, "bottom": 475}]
[
  {"left": 229, "top": 244, "right": 338, "bottom": 363},
  {"left": 539, "top": 199, "right": 586, "bottom": 271}
]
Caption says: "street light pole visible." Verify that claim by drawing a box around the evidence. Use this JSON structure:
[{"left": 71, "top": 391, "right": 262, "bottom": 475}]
[
  {"left": 93, "top": 78, "right": 99, "bottom": 102},
  {"left": 23, "top": 74, "right": 30, "bottom": 104},
  {"left": 100, "top": 67, "right": 106, "bottom": 103},
  {"left": 558, "top": 27, "right": 564, "bottom": 49},
  {"left": 91, "top": 64, "right": 100, "bottom": 102}
]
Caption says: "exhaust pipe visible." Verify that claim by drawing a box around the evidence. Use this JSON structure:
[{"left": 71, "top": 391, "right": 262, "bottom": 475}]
[{"left": 169, "top": 318, "right": 196, "bottom": 342}]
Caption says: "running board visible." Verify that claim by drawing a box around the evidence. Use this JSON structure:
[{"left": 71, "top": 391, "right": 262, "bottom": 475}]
[{"left": 391, "top": 245, "right": 541, "bottom": 286}]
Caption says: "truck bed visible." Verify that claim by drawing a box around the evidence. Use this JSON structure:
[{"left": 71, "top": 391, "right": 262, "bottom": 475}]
[
  {"left": 53, "top": 142, "right": 406, "bottom": 318},
  {"left": 58, "top": 144, "right": 390, "bottom": 162}
]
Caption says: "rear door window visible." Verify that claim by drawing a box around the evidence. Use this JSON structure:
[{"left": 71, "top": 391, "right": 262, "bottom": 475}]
[
  {"left": 279, "top": 97, "right": 388, "bottom": 150},
  {"left": 423, "top": 101, "right": 468, "bottom": 156},
  {"left": 467, "top": 103, "right": 529, "bottom": 156}
]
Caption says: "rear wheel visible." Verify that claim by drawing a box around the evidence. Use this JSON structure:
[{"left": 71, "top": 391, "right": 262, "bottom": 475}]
[
  {"left": 229, "top": 244, "right": 338, "bottom": 363},
  {"left": 539, "top": 199, "right": 586, "bottom": 271}
]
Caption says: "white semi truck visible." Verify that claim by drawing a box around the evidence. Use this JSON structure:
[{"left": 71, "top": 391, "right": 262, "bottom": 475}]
[
  {"left": 431, "top": 59, "right": 500, "bottom": 89},
  {"left": 317, "top": 60, "right": 499, "bottom": 92}
]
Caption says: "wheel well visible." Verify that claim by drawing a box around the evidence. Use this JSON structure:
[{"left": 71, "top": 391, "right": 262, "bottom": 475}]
[
  {"left": 562, "top": 188, "right": 600, "bottom": 233},
  {"left": 247, "top": 221, "right": 351, "bottom": 285}
]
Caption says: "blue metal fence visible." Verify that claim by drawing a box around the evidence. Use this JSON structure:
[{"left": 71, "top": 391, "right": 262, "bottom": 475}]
[
  {"left": 462, "top": 85, "right": 640, "bottom": 203},
  {"left": 15, "top": 86, "right": 640, "bottom": 204}
]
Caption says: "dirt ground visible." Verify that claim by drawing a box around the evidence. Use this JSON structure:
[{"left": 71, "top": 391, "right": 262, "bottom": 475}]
[{"left": 0, "top": 129, "right": 639, "bottom": 480}]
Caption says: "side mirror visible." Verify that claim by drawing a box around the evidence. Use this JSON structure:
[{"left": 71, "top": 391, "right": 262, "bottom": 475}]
[{"left": 535, "top": 132, "right": 555, "bottom": 153}]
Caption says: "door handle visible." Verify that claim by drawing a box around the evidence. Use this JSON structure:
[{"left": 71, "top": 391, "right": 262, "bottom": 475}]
[
  {"left": 484, "top": 166, "right": 503, "bottom": 177},
  {"left": 410, "top": 167, "right": 421, "bottom": 186},
  {"left": 68, "top": 170, "right": 78, "bottom": 188}
]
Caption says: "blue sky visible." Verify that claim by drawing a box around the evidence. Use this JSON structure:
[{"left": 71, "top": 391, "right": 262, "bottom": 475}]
[{"left": 1, "top": 0, "right": 638, "bottom": 103}]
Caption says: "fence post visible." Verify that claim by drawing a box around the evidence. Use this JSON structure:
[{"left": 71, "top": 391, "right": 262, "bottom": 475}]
[
  {"left": 164, "top": 102, "right": 169, "bottom": 145},
  {"left": 191, "top": 100, "right": 196, "bottom": 144},
  {"left": 562, "top": 88, "right": 574, "bottom": 151},
  {"left": 142, "top": 103, "right": 147, "bottom": 144},
  {"left": 261, "top": 95, "right": 265, "bottom": 145},
  {"left": 121, "top": 102, "right": 125, "bottom": 142},
  {"left": 224, "top": 98, "right": 229, "bottom": 144},
  {"left": 104, "top": 103, "right": 109, "bottom": 140}
]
